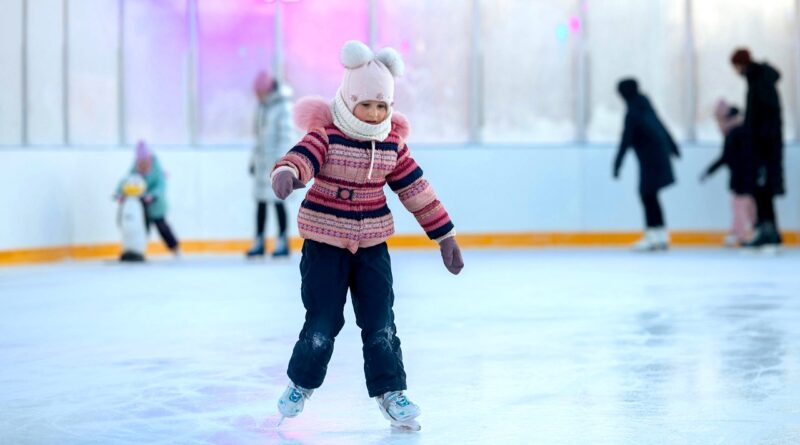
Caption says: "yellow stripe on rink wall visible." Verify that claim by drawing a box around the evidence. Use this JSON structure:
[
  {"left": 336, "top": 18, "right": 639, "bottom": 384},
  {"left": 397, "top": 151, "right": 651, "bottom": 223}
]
[{"left": 1, "top": 231, "right": 798, "bottom": 266}]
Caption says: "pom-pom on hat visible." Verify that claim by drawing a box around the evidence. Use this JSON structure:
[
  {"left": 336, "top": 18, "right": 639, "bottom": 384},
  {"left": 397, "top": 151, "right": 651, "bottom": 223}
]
[
  {"left": 135, "top": 140, "right": 151, "bottom": 162},
  {"left": 338, "top": 40, "right": 404, "bottom": 112}
]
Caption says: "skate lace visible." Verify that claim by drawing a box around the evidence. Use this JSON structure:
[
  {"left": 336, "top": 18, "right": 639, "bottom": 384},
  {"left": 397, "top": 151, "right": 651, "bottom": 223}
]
[
  {"left": 288, "top": 388, "right": 304, "bottom": 403},
  {"left": 386, "top": 392, "right": 410, "bottom": 408},
  {"left": 288, "top": 386, "right": 310, "bottom": 403}
]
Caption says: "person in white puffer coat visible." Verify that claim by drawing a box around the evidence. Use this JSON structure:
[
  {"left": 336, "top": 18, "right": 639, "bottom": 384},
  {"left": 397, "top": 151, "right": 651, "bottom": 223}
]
[{"left": 247, "top": 71, "right": 296, "bottom": 258}]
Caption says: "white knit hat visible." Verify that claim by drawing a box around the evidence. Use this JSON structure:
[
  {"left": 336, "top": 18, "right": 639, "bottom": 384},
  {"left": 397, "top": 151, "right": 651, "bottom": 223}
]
[{"left": 338, "top": 40, "right": 404, "bottom": 111}]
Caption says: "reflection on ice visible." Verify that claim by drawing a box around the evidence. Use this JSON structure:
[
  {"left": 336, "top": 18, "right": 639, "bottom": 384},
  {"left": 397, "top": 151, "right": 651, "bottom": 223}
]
[{"left": 1, "top": 249, "right": 799, "bottom": 444}]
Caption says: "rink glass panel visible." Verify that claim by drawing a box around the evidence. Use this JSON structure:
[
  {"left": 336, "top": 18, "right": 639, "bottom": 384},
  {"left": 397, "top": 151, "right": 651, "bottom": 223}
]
[
  {"left": 693, "top": 0, "right": 797, "bottom": 143},
  {"left": 377, "top": 0, "right": 471, "bottom": 144},
  {"left": 67, "top": 0, "right": 120, "bottom": 145},
  {"left": 0, "top": 0, "right": 23, "bottom": 145},
  {"left": 124, "top": 0, "right": 190, "bottom": 146},
  {"left": 197, "top": 1, "right": 275, "bottom": 146},
  {"left": 586, "top": 0, "right": 687, "bottom": 144},
  {"left": 282, "top": 0, "right": 369, "bottom": 108},
  {"left": 480, "top": 0, "right": 578, "bottom": 144},
  {"left": 26, "top": 0, "right": 67, "bottom": 145}
]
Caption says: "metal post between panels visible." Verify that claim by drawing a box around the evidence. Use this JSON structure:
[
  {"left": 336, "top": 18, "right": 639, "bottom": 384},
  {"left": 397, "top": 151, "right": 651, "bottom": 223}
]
[
  {"left": 575, "top": 0, "right": 589, "bottom": 143},
  {"left": 117, "top": 0, "right": 126, "bottom": 146},
  {"left": 468, "top": 0, "right": 483, "bottom": 144},
  {"left": 368, "top": 0, "right": 377, "bottom": 49},
  {"left": 794, "top": 0, "right": 800, "bottom": 142},
  {"left": 684, "top": 0, "right": 697, "bottom": 143},
  {"left": 274, "top": 0, "right": 284, "bottom": 82},
  {"left": 21, "top": 0, "right": 28, "bottom": 146},
  {"left": 187, "top": 0, "right": 199, "bottom": 146},
  {"left": 63, "top": 0, "right": 70, "bottom": 145}
]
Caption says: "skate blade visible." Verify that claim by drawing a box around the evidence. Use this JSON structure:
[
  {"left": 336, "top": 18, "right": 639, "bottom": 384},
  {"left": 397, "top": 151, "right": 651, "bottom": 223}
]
[
  {"left": 740, "top": 247, "right": 759, "bottom": 256},
  {"left": 632, "top": 244, "right": 668, "bottom": 252},
  {"left": 760, "top": 245, "right": 780, "bottom": 256},
  {"left": 391, "top": 419, "right": 421, "bottom": 432}
]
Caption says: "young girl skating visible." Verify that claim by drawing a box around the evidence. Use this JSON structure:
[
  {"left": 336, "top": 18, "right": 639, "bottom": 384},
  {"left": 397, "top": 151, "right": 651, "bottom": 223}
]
[
  {"left": 700, "top": 100, "right": 756, "bottom": 246},
  {"left": 271, "top": 41, "right": 464, "bottom": 431}
]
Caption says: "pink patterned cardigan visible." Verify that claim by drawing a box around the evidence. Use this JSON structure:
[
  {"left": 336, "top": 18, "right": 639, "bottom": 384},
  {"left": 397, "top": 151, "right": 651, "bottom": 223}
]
[{"left": 271, "top": 97, "right": 455, "bottom": 253}]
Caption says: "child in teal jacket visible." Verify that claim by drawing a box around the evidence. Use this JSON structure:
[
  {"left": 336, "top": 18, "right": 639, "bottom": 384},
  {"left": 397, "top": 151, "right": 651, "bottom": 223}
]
[{"left": 116, "top": 141, "right": 181, "bottom": 255}]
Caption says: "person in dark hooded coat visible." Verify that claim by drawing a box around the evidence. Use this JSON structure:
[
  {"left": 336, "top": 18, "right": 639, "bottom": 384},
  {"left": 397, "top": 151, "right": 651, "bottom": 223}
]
[
  {"left": 731, "top": 48, "right": 785, "bottom": 249},
  {"left": 613, "top": 78, "right": 680, "bottom": 251}
]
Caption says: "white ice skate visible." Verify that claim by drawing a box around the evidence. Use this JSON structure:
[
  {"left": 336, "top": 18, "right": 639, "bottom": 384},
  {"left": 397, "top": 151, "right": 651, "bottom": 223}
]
[
  {"left": 276, "top": 383, "right": 313, "bottom": 426},
  {"left": 376, "top": 391, "right": 421, "bottom": 431},
  {"left": 722, "top": 234, "right": 737, "bottom": 248},
  {"left": 655, "top": 228, "right": 670, "bottom": 250},
  {"left": 632, "top": 229, "right": 668, "bottom": 252}
]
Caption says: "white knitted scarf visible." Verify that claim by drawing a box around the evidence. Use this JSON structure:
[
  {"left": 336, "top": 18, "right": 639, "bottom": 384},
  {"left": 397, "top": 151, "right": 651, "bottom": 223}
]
[{"left": 331, "top": 89, "right": 392, "bottom": 142}]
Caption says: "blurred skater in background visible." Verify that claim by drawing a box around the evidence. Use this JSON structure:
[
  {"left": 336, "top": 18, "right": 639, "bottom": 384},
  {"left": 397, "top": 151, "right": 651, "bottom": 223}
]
[
  {"left": 246, "top": 71, "right": 296, "bottom": 259},
  {"left": 613, "top": 78, "right": 681, "bottom": 251},
  {"left": 731, "top": 48, "right": 786, "bottom": 251},
  {"left": 700, "top": 100, "right": 756, "bottom": 247},
  {"left": 115, "top": 141, "right": 181, "bottom": 257}
]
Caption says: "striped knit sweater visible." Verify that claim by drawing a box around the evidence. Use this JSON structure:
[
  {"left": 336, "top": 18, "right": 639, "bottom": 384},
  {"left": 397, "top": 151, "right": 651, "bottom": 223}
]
[{"left": 272, "top": 97, "right": 455, "bottom": 253}]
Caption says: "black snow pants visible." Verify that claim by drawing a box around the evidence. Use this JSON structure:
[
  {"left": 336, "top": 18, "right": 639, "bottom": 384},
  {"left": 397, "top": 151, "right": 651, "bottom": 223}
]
[{"left": 287, "top": 239, "right": 407, "bottom": 397}]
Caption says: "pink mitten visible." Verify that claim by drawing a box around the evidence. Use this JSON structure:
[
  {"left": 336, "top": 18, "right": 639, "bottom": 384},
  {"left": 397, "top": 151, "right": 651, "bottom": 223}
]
[
  {"left": 272, "top": 171, "right": 305, "bottom": 200},
  {"left": 439, "top": 237, "right": 464, "bottom": 275}
]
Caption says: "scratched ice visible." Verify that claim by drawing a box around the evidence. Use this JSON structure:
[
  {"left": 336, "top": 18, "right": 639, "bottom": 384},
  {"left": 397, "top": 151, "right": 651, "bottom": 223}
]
[{"left": 1, "top": 249, "right": 799, "bottom": 445}]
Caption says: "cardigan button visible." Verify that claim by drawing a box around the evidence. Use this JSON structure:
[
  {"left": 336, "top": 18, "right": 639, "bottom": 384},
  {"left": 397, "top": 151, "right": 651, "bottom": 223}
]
[{"left": 337, "top": 187, "right": 354, "bottom": 201}]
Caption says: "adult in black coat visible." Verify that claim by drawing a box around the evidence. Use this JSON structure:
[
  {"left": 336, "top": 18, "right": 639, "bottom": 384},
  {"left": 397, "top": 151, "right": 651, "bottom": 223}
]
[
  {"left": 731, "top": 48, "right": 785, "bottom": 248},
  {"left": 613, "top": 78, "right": 680, "bottom": 250}
]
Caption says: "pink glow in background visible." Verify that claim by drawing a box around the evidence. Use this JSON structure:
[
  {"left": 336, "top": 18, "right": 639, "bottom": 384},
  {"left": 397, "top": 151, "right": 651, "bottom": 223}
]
[
  {"left": 124, "top": 0, "right": 189, "bottom": 144},
  {"left": 197, "top": 0, "right": 276, "bottom": 143},
  {"left": 283, "top": 0, "right": 369, "bottom": 100},
  {"left": 569, "top": 16, "right": 582, "bottom": 33}
]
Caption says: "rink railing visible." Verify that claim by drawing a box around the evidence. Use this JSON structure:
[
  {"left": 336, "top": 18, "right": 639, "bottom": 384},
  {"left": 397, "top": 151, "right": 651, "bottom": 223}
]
[{"left": 2, "top": 231, "right": 798, "bottom": 266}]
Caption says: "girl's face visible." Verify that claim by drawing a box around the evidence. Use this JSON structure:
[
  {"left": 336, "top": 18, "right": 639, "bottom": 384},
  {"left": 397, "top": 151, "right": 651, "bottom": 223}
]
[
  {"left": 136, "top": 158, "right": 152, "bottom": 174},
  {"left": 353, "top": 100, "right": 389, "bottom": 124}
]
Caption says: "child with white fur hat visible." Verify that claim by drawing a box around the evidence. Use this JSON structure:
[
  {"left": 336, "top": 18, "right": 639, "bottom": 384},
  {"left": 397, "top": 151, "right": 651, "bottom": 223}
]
[{"left": 271, "top": 40, "right": 463, "bottom": 430}]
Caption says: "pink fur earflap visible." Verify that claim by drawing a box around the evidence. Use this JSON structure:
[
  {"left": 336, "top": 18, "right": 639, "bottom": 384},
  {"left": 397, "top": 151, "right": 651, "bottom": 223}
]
[
  {"left": 293, "top": 96, "right": 411, "bottom": 140},
  {"left": 293, "top": 96, "right": 332, "bottom": 132},
  {"left": 391, "top": 111, "right": 410, "bottom": 141}
]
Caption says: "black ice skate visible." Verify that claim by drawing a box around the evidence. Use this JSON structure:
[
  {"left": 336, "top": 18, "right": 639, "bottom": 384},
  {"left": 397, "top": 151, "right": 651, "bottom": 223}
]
[
  {"left": 272, "top": 236, "right": 290, "bottom": 258},
  {"left": 246, "top": 236, "right": 265, "bottom": 258},
  {"left": 745, "top": 222, "right": 782, "bottom": 254}
]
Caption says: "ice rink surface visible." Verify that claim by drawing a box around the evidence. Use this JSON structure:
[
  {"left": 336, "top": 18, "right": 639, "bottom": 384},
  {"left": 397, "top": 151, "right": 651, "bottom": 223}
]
[{"left": 1, "top": 248, "right": 799, "bottom": 445}]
